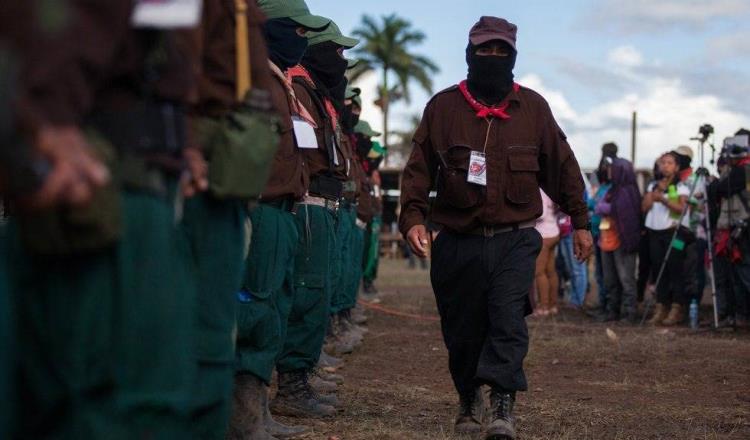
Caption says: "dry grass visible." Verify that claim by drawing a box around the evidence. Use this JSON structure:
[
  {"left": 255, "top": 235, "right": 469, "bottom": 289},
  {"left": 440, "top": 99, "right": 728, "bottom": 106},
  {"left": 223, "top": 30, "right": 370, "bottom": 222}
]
[{"left": 279, "top": 259, "right": 750, "bottom": 440}]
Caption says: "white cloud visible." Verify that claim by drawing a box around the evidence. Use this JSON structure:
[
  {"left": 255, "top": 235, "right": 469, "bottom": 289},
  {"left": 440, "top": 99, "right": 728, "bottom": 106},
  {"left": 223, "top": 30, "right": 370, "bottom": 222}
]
[
  {"left": 608, "top": 46, "right": 644, "bottom": 68},
  {"left": 586, "top": 0, "right": 750, "bottom": 33},
  {"left": 524, "top": 75, "right": 749, "bottom": 170},
  {"left": 707, "top": 30, "right": 750, "bottom": 61}
]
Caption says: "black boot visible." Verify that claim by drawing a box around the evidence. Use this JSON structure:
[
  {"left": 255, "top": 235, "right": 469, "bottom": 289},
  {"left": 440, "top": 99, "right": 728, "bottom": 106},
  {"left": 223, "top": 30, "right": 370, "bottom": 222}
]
[
  {"left": 270, "top": 370, "right": 336, "bottom": 418},
  {"left": 261, "top": 384, "right": 310, "bottom": 439},
  {"left": 227, "top": 374, "right": 277, "bottom": 440},
  {"left": 454, "top": 388, "right": 484, "bottom": 434},
  {"left": 485, "top": 389, "right": 516, "bottom": 440}
]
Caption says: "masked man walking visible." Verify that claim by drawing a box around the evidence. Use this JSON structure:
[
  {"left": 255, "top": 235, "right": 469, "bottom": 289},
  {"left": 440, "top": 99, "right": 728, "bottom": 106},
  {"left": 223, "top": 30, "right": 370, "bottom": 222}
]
[{"left": 399, "top": 16, "right": 593, "bottom": 440}]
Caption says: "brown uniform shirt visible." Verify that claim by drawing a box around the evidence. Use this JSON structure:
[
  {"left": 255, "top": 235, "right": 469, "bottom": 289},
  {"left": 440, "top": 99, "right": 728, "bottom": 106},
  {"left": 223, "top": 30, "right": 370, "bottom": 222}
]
[
  {"left": 18, "top": 0, "right": 193, "bottom": 132},
  {"left": 260, "top": 64, "right": 308, "bottom": 201},
  {"left": 353, "top": 157, "right": 375, "bottom": 222},
  {"left": 178, "top": 0, "right": 273, "bottom": 118},
  {"left": 399, "top": 85, "right": 588, "bottom": 236},
  {"left": 290, "top": 77, "right": 349, "bottom": 182}
]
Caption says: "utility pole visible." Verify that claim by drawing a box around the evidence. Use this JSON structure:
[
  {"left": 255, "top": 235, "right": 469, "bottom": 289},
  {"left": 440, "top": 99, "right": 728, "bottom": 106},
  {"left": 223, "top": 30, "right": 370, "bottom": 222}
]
[{"left": 631, "top": 111, "right": 637, "bottom": 164}]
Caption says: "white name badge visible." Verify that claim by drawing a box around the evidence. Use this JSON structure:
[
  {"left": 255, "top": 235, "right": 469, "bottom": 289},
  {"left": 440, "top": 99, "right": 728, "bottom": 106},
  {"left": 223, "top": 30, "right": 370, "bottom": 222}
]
[
  {"left": 467, "top": 151, "right": 487, "bottom": 186},
  {"left": 292, "top": 117, "right": 318, "bottom": 149},
  {"left": 131, "top": 0, "right": 202, "bottom": 29}
]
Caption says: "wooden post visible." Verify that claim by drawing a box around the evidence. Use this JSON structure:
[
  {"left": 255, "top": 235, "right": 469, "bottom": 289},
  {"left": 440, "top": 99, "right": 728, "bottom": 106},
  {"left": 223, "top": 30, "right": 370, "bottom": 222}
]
[{"left": 631, "top": 111, "right": 637, "bottom": 164}]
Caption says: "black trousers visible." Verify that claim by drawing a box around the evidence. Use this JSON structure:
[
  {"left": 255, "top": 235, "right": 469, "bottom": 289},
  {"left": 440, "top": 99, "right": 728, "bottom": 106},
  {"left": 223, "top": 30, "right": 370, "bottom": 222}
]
[
  {"left": 648, "top": 229, "right": 686, "bottom": 306},
  {"left": 430, "top": 228, "right": 541, "bottom": 396}
]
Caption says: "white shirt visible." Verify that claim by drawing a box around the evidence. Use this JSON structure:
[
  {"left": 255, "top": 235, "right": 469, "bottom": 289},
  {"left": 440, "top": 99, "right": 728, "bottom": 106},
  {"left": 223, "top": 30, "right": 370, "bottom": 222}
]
[{"left": 645, "top": 181, "right": 690, "bottom": 230}]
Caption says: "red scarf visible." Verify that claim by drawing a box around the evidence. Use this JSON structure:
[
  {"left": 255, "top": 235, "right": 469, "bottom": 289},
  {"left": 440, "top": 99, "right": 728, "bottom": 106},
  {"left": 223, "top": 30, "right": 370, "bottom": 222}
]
[
  {"left": 458, "top": 80, "right": 519, "bottom": 119},
  {"left": 288, "top": 65, "right": 338, "bottom": 131}
]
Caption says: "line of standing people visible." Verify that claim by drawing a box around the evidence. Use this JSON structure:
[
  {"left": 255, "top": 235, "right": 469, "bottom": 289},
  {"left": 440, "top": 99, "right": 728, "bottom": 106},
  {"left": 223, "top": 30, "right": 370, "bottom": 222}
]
[{"left": 0, "top": 1, "right": 384, "bottom": 439}]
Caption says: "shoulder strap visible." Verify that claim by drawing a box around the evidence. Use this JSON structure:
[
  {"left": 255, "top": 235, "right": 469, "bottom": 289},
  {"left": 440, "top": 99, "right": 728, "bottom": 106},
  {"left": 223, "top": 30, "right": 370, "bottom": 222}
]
[{"left": 234, "top": 0, "right": 251, "bottom": 101}]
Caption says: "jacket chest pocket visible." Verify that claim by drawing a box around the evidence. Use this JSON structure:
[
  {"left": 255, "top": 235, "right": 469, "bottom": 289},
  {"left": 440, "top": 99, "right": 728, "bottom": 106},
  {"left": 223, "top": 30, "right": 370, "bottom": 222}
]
[
  {"left": 506, "top": 148, "right": 540, "bottom": 204},
  {"left": 437, "top": 145, "right": 484, "bottom": 209}
]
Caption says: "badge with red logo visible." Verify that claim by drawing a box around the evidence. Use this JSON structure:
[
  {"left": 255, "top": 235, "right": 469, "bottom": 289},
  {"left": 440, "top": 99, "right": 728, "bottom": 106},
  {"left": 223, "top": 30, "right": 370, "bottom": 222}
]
[{"left": 467, "top": 151, "right": 487, "bottom": 186}]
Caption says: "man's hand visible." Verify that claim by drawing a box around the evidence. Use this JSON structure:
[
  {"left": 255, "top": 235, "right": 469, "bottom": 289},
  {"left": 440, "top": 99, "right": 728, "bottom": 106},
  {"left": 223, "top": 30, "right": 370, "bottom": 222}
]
[
  {"left": 26, "top": 125, "right": 110, "bottom": 209},
  {"left": 406, "top": 224, "right": 429, "bottom": 258},
  {"left": 573, "top": 229, "right": 594, "bottom": 262},
  {"left": 181, "top": 147, "right": 209, "bottom": 197}
]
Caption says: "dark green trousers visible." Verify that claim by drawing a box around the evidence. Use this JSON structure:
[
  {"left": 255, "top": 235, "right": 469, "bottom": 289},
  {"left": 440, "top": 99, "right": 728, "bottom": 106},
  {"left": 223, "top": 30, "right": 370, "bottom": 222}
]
[
  {"left": 345, "top": 223, "right": 366, "bottom": 310},
  {"left": 235, "top": 203, "right": 298, "bottom": 384},
  {"left": 181, "top": 194, "right": 245, "bottom": 440},
  {"left": 0, "top": 224, "right": 13, "bottom": 440},
  {"left": 330, "top": 205, "right": 354, "bottom": 314},
  {"left": 9, "top": 189, "right": 195, "bottom": 440},
  {"left": 363, "top": 215, "right": 382, "bottom": 283},
  {"left": 276, "top": 204, "right": 335, "bottom": 373}
]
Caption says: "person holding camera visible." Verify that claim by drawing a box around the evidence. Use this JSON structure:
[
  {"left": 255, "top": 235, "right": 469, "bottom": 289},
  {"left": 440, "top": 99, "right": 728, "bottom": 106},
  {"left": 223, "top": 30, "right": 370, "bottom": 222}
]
[
  {"left": 643, "top": 152, "right": 691, "bottom": 326},
  {"left": 709, "top": 129, "right": 750, "bottom": 329}
]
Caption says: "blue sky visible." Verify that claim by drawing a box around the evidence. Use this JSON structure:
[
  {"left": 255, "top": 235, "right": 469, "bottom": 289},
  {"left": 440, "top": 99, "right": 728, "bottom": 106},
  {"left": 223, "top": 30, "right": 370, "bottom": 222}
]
[{"left": 308, "top": 0, "right": 750, "bottom": 168}]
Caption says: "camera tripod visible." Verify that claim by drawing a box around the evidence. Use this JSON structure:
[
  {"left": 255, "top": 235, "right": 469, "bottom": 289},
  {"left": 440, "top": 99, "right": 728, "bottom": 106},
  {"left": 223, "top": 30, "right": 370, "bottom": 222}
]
[{"left": 640, "top": 134, "right": 720, "bottom": 328}]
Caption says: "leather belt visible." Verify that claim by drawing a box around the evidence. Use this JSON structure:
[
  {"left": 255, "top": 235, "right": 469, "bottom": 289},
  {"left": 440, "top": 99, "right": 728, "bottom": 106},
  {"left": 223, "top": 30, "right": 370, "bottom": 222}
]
[
  {"left": 466, "top": 220, "right": 537, "bottom": 237},
  {"left": 295, "top": 195, "right": 339, "bottom": 213},
  {"left": 260, "top": 197, "right": 298, "bottom": 213}
]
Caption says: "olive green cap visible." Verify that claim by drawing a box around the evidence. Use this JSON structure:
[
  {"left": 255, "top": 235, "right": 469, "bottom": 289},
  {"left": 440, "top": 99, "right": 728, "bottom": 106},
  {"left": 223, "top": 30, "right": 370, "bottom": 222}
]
[
  {"left": 256, "top": 0, "right": 330, "bottom": 31},
  {"left": 354, "top": 120, "right": 381, "bottom": 138},
  {"left": 306, "top": 19, "right": 359, "bottom": 48},
  {"left": 345, "top": 86, "right": 361, "bottom": 99}
]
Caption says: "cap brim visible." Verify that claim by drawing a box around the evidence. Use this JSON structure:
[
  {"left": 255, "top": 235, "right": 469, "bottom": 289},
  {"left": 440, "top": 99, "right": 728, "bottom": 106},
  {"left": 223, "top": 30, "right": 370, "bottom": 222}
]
[
  {"left": 469, "top": 34, "right": 516, "bottom": 50},
  {"left": 347, "top": 58, "right": 360, "bottom": 69},
  {"left": 333, "top": 35, "right": 359, "bottom": 49},
  {"left": 289, "top": 14, "right": 330, "bottom": 31}
]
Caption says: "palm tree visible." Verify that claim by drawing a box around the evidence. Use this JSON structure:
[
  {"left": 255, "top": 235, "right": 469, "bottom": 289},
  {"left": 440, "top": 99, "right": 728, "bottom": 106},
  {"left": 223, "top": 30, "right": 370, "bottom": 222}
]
[{"left": 350, "top": 14, "right": 439, "bottom": 165}]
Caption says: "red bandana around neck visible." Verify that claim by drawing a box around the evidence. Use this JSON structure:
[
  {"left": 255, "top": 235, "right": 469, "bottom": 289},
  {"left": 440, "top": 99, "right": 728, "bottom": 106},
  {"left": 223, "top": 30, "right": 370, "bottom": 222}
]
[{"left": 458, "top": 80, "right": 520, "bottom": 119}]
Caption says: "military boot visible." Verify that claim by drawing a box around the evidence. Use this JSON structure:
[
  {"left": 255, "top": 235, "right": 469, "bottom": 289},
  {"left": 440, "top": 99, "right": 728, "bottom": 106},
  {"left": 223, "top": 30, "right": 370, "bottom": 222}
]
[
  {"left": 270, "top": 370, "right": 336, "bottom": 418},
  {"left": 454, "top": 388, "right": 484, "bottom": 435},
  {"left": 227, "top": 374, "right": 278, "bottom": 440},
  {"left": 309, "top": 369, "right": 338, "bottom": 394},
  {"left": 648, "top": 303, "right": 667, "bottom": 325},
  {"left": 338, "top": 310, "right": 365, "bottom": 343},
  {"left": 318, "top": 350, "right": 344, "bottom": 369},
  {"left": 485, "top": 389, "right": 516, "bottom": 440},
  {"left": 661, "top": 303, "right": 685, "bottom": 326},
  {"left": 325, "top": 315, "right": 355, "bottom": 355},
  {"left": 261, "top": 385, "right": 309, "bottom": 439},
  {"left": 351, "top": 303, "right": 369, "bottom": 325}
]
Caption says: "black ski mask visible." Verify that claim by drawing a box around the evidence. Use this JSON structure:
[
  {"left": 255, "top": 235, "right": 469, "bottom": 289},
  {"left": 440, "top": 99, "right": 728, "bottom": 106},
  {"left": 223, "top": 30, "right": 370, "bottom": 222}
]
[
  {"left": 356, "top": 134, "right": 372, "bottom": 158},
  {"left": 264, "top": 18, "right": 308, "bottom": 70},
  {"left": 341, "top": 103, "right": 360, "bottom": 134},
  {"left": 466, "top": 41, "right": 517, "bottom": 105},
  {"left": 302, "top": 41, "right": 349, "bottom": 91}
]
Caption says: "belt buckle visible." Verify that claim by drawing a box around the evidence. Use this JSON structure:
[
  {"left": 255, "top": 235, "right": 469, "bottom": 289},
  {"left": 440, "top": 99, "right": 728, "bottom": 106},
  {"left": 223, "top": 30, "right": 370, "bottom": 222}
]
[{"left": 483, "top": 225, "right": 494, "bottom": 238}]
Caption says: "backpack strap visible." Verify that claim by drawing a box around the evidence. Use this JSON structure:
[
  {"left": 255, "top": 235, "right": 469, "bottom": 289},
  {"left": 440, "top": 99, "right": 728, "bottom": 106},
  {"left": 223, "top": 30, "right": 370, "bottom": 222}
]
[{"left": 234, "top": 0, "right": 251, "bottom": 100}]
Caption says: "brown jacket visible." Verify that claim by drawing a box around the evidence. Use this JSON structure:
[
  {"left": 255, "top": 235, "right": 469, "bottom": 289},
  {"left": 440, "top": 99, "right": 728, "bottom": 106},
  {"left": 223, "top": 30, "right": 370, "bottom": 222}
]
[
  {"left": 399, "top": 85, "right": 588, "bottom": 236},
  {"left": 289, "top": 73, "right": 350, "bottom": 182},
  {"left": 18, "top": 0, "right": 193, "bottom": 132},
  {"left": 178, "top": 0, "right": 273, "bottom": 118},
  {"left": 259, "top": 63, "right": 308, "bottom": 201}
]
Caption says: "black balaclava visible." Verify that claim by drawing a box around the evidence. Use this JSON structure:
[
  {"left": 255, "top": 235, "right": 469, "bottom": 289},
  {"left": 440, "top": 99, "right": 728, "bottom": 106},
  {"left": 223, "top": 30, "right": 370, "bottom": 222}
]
[
  {"left": 329, "top": 77, "right": 348, "bottom": 114},
  {"left": 466, "top": 40, "right": 517, "bottom": 105},
  {"left": 263, "top": 18, "right": 308, "bottom": 70},
  {"left": 356, "top": 134, "right": 372, "bottom": 158},
  {"left": 341, "top": 103, "right": 359, "bottom": 134},
  {"left": 302, "top": 41, "right": 348, "bottom": 92}
]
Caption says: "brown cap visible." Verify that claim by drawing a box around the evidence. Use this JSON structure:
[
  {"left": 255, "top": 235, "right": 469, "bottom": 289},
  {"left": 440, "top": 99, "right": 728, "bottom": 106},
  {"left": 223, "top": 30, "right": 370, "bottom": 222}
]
[{"left": 469, "top": 16, "right": 517, "bottom": 50}]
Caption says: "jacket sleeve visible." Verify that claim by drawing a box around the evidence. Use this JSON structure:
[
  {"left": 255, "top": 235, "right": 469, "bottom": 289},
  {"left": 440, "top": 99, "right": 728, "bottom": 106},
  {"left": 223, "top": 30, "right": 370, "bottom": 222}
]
[
  {"left": 536, "top": 100, "right": 589, "bottom": 229},
  {"left": 398, "top": 104, "right": 439, "bottom": 237},
  {"left": 17, "top": 0, "right": 134, "bottom": 133}
]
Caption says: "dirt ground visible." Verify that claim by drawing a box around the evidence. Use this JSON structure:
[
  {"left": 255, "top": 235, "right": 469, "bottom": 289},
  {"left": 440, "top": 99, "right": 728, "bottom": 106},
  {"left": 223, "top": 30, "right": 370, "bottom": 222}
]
[{"left": 281, "top": 259, "right": 750, "bottom": 440}]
